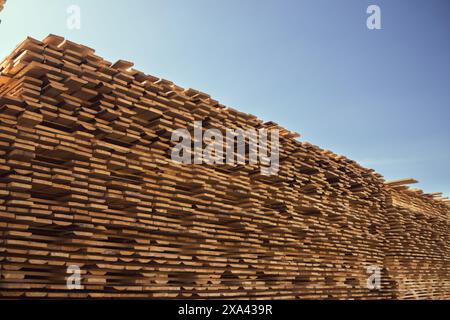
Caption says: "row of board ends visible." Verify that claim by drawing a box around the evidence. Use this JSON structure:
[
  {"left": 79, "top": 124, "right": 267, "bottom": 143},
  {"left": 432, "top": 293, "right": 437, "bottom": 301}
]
[{"left": 385, "top": 178, "right": 450, "bottom": 205}]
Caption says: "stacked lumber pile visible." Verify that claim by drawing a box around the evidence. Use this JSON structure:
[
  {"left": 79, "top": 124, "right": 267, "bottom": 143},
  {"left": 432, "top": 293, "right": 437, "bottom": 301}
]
[
  {"left": 385, "top": 180, "right": 450, "bottom": 299},
  {"left": 0, "top": 35, "right": 448, "bottom": 299}
]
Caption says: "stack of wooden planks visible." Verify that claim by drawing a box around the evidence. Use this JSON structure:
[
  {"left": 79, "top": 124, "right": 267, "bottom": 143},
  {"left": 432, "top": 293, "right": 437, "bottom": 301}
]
[
  {"left": 385, "top": 180, "right": 450, "bottom": 299},
  {"left": 0, "top": 35, "right": 448, "bottom": 299}
]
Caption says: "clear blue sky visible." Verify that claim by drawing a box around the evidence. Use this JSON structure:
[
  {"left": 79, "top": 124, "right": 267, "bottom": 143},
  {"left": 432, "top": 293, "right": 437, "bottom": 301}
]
[{"left": 1, "top": 0, "right": 449, "bottom": 196}]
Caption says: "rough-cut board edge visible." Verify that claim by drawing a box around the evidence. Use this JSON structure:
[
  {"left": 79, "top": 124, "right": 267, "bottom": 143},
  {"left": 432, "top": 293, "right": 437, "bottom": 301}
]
[{"left": 385, "top": 178, "right": 418, "bottom": 187}]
